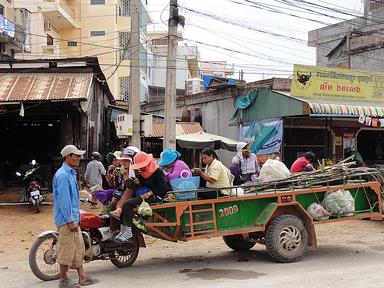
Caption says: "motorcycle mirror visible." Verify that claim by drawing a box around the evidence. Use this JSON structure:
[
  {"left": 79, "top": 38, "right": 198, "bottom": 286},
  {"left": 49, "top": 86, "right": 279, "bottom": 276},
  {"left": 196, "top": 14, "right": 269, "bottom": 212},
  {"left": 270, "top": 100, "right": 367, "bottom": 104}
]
[
  {"left": 16, "top": 172, "right": 22, "bottom": 177},
  {"left": 31, "top": 160, "right": 36, "bottom": 166}
]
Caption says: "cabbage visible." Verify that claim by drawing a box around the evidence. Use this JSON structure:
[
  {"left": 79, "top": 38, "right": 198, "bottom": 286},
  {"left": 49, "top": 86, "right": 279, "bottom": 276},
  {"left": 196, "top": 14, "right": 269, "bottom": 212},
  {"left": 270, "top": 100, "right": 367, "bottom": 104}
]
[{"left": 321, "top": 190, "right": 355, "bottom": 215}]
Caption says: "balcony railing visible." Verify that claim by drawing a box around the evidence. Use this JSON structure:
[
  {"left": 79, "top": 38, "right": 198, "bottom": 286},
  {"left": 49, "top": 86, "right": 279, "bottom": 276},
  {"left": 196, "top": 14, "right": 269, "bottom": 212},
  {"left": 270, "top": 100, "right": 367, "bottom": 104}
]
[
  {"left": 43, "top": 0, "right": 76, "bottom": 20},
  {"left": 0, "top": 14, "right": 26, "bottom": 50}
]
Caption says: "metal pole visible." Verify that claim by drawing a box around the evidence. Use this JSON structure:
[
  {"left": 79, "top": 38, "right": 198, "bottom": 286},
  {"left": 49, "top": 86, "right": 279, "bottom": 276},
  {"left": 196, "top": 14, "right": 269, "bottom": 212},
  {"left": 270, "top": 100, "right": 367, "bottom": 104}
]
[
  {"left": 129, "top": 0, "right": 141, "bottom": 148},
  {"left": 163, "top": 0, "right": 178, "bottom": 150}
]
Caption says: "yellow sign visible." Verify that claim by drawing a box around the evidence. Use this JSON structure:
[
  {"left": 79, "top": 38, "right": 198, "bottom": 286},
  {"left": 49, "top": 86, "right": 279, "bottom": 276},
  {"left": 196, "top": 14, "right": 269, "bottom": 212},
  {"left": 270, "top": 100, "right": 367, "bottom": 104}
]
[{"left": 291, "top": 64, "right": 384, "bottom": 102}]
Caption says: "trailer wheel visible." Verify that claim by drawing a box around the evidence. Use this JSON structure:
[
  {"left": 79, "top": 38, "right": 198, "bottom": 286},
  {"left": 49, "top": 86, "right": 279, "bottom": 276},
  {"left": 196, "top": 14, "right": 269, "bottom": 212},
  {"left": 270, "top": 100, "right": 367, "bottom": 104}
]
[
  {"left": 223, "top": 234, "right": 256, "bottom": 251},
  {"left": 265, "top": 214, "right": 308, "bottom": 263}
]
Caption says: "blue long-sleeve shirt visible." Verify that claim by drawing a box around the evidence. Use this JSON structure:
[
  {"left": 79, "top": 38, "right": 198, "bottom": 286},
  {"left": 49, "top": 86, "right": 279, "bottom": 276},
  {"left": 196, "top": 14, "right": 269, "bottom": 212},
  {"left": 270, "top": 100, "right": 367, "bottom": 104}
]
[{"left": 53, "top": 163, "right": 80, "bottom": 227}]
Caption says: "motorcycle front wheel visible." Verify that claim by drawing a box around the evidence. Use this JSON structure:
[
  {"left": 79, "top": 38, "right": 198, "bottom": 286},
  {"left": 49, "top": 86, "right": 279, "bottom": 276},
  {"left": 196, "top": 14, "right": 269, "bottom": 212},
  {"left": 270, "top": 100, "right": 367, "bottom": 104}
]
[
  {"left": 35, "top": 201, "right": 40, "bottom": 213},
  {"left": 110, "top": 234, "right": 140, "bottom": 268},
  {"left": 29, "top": 234, "right": 60, "bottom": 281}
]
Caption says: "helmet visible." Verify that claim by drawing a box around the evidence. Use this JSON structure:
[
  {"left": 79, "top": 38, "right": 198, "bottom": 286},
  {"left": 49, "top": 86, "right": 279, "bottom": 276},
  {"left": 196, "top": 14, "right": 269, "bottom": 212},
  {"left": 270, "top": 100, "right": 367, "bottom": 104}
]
[{"left": 91, "top": 151, "right": 102, "bottom": 160}]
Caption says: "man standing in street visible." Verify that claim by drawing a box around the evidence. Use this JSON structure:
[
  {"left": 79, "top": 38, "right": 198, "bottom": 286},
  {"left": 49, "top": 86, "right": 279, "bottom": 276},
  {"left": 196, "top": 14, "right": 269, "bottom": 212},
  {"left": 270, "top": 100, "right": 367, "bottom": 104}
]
[
  {"left": 53, "top": 145, "right": 99, "bottom": 288},
  {"left": 84, "top": 151, "right": 106, "bottom": 188}
]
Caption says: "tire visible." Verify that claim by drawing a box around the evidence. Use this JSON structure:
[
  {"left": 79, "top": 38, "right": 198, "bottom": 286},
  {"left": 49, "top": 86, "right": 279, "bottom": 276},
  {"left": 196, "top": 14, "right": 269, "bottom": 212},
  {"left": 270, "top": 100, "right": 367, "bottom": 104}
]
[
  {"left": 223, "top": 234, "right": 256, "bottom": 251},
  {"left": 35, "top": 202, "right": 40, "bottom": 213},
  {"left": 29, "top": 234, "right": 60, "bottom": 281},
  {"left": 110, "top": 233, "right": 140, "bottom": 268},
  {"left": 265, "top": 214, "right": 308, "bottom": 263}
]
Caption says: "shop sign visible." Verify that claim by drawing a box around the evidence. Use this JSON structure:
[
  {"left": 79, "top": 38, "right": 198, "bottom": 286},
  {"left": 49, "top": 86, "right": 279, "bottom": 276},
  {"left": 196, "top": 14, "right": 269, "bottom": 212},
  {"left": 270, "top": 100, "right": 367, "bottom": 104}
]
[{"left": 291, "top": 64, "right": 384, "bottom": 102}]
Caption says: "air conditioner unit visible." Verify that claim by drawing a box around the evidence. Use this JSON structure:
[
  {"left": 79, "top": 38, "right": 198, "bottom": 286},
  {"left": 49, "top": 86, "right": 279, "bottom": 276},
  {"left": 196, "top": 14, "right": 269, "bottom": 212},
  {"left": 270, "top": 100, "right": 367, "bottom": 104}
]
[
  {"left": 115, "top": 113, "right": 133, "bottom": 137},
  {"left": 185, "top": 78, "right": 204, "bottom": 95}
]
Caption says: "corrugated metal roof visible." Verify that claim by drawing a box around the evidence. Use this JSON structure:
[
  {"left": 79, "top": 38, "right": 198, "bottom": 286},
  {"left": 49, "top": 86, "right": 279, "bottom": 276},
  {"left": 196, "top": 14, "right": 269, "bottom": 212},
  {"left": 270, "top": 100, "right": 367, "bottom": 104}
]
[
  {"left": 0, "top": 73, "right": 92, "bottom": 102},
  {"left": 150, "top": 122, "right": 203, "bottom": 138}
]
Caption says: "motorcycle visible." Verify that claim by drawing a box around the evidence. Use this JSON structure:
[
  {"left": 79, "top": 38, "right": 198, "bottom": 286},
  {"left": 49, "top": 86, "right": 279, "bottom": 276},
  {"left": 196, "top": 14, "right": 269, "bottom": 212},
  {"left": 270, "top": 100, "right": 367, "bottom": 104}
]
[
  {"left": 16, "top": 159, "right": 44, "bottom": 213},
  {"left": 28, "top": 198, "right": 145, "bottom": 281}
]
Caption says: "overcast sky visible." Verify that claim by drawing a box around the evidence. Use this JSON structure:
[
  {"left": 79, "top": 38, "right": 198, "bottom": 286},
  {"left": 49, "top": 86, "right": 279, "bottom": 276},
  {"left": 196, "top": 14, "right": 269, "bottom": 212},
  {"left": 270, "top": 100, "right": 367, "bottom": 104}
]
[{"left": 148, "top": 0, "right": 364, "bottom": 81}]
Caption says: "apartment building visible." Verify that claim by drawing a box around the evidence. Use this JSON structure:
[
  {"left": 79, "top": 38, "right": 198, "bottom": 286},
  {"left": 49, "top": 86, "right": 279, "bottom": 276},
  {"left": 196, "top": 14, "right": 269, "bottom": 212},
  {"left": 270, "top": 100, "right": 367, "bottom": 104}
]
[
  {"left": 0, "top": 0, "right": 30, "bottom": 59},
  {"left": 13, "top": 0, "right": 150, "bottom": 101},
  {"left": 148, "top": 31, "right": 200, "bottom": 101}
]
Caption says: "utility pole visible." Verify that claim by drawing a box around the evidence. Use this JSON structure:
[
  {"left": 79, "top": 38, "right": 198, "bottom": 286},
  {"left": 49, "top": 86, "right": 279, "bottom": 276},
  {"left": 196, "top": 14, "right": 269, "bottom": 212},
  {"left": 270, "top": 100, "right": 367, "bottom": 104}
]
[
  {"left": 163, "top": 0, "right": 179, "bottom": 150},
  {"left": 129, "top": 0, "right": 141, "bottom": 148}
]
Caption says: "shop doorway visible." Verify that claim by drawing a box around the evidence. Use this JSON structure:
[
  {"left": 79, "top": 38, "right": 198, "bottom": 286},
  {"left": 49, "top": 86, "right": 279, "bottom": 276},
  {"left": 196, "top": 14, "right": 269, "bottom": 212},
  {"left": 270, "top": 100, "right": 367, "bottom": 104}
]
[{"left": 357, "top": 129, "right": 384, "bottom": 165}]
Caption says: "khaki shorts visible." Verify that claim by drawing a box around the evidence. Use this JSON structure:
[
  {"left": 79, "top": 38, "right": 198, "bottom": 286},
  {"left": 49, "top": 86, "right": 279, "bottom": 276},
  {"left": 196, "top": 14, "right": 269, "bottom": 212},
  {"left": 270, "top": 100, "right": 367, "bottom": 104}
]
[{"left": 57, "top": 224, "right": 85, "bottom": 269}]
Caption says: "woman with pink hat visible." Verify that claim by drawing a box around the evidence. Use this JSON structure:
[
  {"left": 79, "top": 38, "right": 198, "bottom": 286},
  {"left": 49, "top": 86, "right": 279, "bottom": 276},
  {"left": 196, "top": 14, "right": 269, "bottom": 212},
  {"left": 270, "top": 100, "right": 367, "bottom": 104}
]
[{"left": 114, "top": 151, "right": 167, "bottom": 243}]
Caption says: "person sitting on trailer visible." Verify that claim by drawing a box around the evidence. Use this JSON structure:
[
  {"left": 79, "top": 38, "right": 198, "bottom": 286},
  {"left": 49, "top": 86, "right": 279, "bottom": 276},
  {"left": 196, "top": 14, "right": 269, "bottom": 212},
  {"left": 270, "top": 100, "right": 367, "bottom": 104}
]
[
  {"left": 114, "top": 151, "right": 167, "bottom": 243},
  {"left": 290, "top": 151, "right": 316, "bottom": 173},
  {"left": 192, "top": 148, "right": 232, "bottom": 199},
  {"left": 159, "top": 148, "right": 192, "bottom": 182},
  {"left": 344, "top": 147, "right": 365, "bottom": 167},
  {"left": 230, "top": 142, "right": 260, "bottom": 185},
  {"left": 92, "top": 151, "right": 123, "bottom": 208}
]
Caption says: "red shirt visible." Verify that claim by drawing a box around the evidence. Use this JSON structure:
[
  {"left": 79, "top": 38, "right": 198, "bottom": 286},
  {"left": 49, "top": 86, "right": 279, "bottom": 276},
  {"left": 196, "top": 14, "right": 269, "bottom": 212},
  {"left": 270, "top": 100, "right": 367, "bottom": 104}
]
[{"left": 290, "top": 157, "right": 309, "bottom": 173}]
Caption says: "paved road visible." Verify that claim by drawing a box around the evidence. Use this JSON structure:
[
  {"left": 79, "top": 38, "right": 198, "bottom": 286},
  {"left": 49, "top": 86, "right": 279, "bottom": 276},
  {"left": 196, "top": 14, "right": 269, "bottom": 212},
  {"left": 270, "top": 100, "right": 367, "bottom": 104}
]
[{"left": 2, "top": 225, "right": 384, "bottom": 288}]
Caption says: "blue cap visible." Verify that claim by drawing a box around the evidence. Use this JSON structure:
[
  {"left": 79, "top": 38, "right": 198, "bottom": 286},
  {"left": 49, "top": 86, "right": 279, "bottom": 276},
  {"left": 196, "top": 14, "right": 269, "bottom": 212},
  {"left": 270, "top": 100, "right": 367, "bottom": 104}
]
[{"left": 159, "top": 149, "right": 181, "bottom": 166}]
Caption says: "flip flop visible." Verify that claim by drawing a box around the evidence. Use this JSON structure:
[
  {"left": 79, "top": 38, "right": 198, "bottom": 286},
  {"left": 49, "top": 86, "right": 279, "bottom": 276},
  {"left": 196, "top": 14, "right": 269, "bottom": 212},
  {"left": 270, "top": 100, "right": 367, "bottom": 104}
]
[
  {"left": 59, "top": 278, "right": 80, "bottom": 288},
  {"left": 80, "top": 276, "right": 99, "bottom": 286},
  {"left": 109, "top": 210, "right": 121, "bottom": 220}
]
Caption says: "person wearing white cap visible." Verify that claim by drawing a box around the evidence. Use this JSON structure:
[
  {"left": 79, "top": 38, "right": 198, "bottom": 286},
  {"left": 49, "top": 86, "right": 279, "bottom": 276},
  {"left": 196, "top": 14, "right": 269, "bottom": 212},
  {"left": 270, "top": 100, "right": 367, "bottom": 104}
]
[
  {"left": 53, "top": 145, "right": 99, "bottom": 287},
  {"left": 230, "top": 142, "right": 260, "bottom": 185}
]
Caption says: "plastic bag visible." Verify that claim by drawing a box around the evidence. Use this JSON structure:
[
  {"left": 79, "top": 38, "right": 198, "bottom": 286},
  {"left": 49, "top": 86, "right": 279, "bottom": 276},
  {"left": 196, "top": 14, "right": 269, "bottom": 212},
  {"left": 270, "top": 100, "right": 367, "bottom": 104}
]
[
  {"left": 307, "top": 202, "right": 330, "bottom": 220},
  {"left": 321, "top": 189, "right": 355, "bottom": 216},
  {"left": 137, "top": 198, "right": 152, "bottom": 217},
  {"left": 258, "top": 159, "right": 291, "bottom": 182}
]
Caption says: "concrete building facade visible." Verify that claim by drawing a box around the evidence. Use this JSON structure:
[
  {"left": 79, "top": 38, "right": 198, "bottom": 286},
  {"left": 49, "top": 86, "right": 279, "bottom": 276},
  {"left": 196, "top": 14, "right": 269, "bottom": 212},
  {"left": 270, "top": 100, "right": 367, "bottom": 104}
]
[
  {"left": 148, "top": 31, "right": 200, "bottom": 101},
  {"left": 0, "top": 0, "right": 30, "bottom": 59},
  {"left": 308, "top": 0, "right": 384, "bottom": 71},
  {"left": 12, "top": 0, "right": 150, "bottom": 101}
]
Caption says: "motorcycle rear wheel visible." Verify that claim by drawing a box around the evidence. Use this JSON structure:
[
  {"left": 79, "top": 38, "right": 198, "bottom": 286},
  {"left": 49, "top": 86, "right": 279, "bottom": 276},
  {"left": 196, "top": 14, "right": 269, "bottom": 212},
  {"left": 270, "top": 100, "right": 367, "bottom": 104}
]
[
  {"left": 110, "top": 234, "right": 140, "bottom": 268},
  {"left": 29, "top": 234, "right": 60, "bottom": 281}
]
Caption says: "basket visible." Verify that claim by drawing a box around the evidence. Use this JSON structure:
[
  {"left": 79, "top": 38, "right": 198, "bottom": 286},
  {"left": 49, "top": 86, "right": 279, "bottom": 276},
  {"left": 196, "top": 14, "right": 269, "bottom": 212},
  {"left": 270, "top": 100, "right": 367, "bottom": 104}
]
[{"left": 169, "top": 176, "right": 200, "bottom": 200}]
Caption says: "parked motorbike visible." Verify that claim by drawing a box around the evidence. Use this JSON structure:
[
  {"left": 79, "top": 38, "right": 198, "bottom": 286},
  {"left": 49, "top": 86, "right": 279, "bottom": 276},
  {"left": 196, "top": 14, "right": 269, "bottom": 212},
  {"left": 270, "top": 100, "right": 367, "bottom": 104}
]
[
  {"left": 28, "top": 198, "right": 144, "bottom": 281},
  {"left": 16, "top": 159, "right": 44, "bottom": 213}
]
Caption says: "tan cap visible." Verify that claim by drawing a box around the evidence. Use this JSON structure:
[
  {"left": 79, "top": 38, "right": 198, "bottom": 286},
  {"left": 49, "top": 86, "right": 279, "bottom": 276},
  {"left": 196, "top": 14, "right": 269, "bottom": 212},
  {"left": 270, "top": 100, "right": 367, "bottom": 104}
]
[{"left": 60, "top": 145, "right": 86, "bottom": 157}]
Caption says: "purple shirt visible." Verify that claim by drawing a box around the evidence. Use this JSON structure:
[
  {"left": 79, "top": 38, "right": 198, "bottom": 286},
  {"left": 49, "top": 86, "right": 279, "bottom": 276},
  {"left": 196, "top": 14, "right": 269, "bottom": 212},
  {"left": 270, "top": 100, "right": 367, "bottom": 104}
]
[{"left": 166, "top": 160, "right": 191, "bottom": 181}]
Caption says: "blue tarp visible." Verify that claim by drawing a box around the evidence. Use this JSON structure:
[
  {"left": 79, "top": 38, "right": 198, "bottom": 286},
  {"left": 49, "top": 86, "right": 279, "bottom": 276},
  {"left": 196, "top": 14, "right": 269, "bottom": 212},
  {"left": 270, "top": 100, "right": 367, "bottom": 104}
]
[
  {"left": 231, "top": 90, "right": 258, "bottom": 120},
  {"left": 240, "top": 118, "right": 283, "bottom": 154},
  {"left": 202, "top": 75, "right": 237, "bottom": 91}
]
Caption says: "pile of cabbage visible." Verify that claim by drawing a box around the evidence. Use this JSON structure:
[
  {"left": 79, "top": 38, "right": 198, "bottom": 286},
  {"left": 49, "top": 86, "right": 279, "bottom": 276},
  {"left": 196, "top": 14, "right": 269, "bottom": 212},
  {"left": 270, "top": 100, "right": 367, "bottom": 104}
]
[{"left": 307, "top": 189, "right": 355, "bottom": 219}]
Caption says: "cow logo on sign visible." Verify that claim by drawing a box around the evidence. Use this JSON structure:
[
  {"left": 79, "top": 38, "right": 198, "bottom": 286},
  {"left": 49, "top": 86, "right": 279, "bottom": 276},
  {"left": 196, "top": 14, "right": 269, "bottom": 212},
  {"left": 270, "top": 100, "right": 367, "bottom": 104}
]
[{"left": 294, "top": 71, "right": 312, "bottom": 91}]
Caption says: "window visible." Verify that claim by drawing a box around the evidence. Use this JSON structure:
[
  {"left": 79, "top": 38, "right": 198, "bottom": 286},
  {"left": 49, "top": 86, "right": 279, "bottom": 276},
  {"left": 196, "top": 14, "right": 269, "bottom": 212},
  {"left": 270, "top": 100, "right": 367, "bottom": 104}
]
[
  {"left": 47, "top": 34, "right": 53, "bottom": 46},
  {"left": 91, "top": 0, "right": 105, "bottom": 4},
  {"left": 0, "top": 5, "right": 4, "bottom": 15},
  {"left": 119, "top": 32, "right": 130, "bottom": 60},
  {"left": 67, "top": 41, "right": 77, "bottom": 47},
  {"left": 119, "top": 77, "right": 129, "bottom": 102},
  {"left": 90, "top": 31, "right": 105, "bottom": 37},
  {"left": 369, "top": 0, "right": 384, "bottom": 11},
  {"left": 118, "top": 0, "right": 130, "bottom": 16}
]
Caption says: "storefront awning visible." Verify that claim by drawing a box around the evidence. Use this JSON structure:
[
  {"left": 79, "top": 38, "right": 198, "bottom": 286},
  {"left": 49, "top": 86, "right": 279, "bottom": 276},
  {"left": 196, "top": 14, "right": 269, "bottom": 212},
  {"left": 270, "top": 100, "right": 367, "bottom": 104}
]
[
  {"left": 307, "top": 100, "right": 384, "bottom": 117},
  {"left": 278, "top": 91, "right": 384, "bottom": 117},
  {"left": 239, "top": 89, "right": 384, "bottom": 122},
  {"left": 176, "top": 131, "right": 240, "bottom": 151},
  {"left": 0, "top": 73, "right": 93, "bottom": 102}
]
